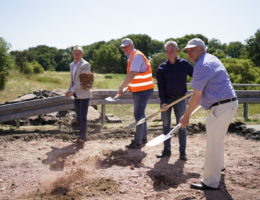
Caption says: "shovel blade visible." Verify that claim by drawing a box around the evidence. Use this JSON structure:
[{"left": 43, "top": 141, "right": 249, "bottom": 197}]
[
  {"left": 128, "top": 118, "right": 146, "bottom": 129},
  {"left": 146, "top": 124, "right": 181, "bottom": 147},
  {"left": 146, "top": 134, "right": 167, "bottom": 147},
  {"left": 105, "top": 97, "right": 118, "bottom": 102}
]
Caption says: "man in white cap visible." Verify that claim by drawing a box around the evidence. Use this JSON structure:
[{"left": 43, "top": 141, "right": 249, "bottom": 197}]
[
  {"left": 180, "top": 38, "right": 238, "bottom": 190},
  {"left": 119, "top": 38, "right": 154, "bottom": 149},
  {"left": 65, "top": 46, "right": 93, "bottom": 147}
]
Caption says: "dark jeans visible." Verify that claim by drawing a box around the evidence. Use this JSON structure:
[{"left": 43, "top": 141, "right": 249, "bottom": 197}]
[
  {"left": 74, "top": 98, "right": 89, "bottom": 140},
  {"left": 161, "top": 97, "right": 187, "bottom": 155},
  {"left": 132, "top": 89, "right": 153, "bottom": 145}
]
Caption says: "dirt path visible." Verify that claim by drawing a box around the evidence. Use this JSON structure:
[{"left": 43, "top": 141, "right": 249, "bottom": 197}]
[{"left": 0, "top": 130, "right": 259, "bottom": 200}]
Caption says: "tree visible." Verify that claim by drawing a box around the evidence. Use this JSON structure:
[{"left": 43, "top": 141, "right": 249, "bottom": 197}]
[
  {"left": 28, "top": 45, "right": 58, "bottom": 70},
  {"left": 0, "top": 37, "right": 14, "bottom": 89},
  {"left": 222, "top": 58, "right": 259, "bottom": 84},
  {"left": 150, "top": 52, "right": 166, "bottom": 75},
  {"left": 207, "top": 38, "right": 226, "bottom": 58},
  {"left": 92, "top": 43, "right": 122, "bottom": 73},
  {"left": 246, "top": 29, "right": 260, "bottom": 66},
  {"left": 226, "top": 41, "right": 248, "bottom": 58},
  {"left": 55, "top": 48, "right": 72, "bottom": 71}
]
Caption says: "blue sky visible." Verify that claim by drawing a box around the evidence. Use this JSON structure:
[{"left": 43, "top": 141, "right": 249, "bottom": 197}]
[{"left": 0, "top": 0, "right": 259, "bottom": 50}]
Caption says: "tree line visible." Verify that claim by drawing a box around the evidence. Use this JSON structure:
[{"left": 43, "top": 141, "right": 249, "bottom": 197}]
[{"left": 0, "top": 29, "right": 259, "bottom": 89}]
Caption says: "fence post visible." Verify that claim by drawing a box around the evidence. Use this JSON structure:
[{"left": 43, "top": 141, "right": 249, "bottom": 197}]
[
  {"left": 101, "top": 104, "right": 106, "bottom": 125},
  {"left": 243, "top": 103, "right": 248, "bottom": 120}
]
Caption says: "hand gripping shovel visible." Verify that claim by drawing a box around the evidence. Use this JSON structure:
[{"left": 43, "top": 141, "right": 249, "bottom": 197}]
[
  {"left": 128, "top": 92, "right": 193, "bottom": 129},
  {"left": 146, "top": 105, "right": 201, "bottom": 147},
  {"left": 105, "top": 87, "right": 128, "bottom": 102}
]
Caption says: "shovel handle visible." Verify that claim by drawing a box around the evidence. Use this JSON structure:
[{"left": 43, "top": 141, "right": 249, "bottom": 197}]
[
  {"left": 165, "top": 92, "right": 193, "bottom": 110},
  {"left": 145, "top": 92, "right": 193, "bottom": 121},
  {"left": 115, "top": 87, "right": 128, "bottom": 99}
]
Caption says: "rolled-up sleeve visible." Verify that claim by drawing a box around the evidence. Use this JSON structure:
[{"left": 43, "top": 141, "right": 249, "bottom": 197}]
[
  {"left": 191, "top": 64, "right": 213, "bottom": 91},
  {"left": 130, "top": 54, "right": 147, "bottom": 72}
]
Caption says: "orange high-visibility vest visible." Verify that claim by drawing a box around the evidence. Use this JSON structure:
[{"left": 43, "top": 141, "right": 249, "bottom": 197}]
[{"left": 127, "top": 50, "right": 154, "bottom": 92}]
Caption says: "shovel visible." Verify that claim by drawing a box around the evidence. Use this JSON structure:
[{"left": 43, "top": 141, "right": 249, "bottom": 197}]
[
  {"left": 105, "top": 87, "right": 128, "bottom": 102},
  {"left": 146, "top": 105, "right": 201, "bottom": 147},
  {"left": 128, "top": 92, "right": 193, "bottom": 129}
]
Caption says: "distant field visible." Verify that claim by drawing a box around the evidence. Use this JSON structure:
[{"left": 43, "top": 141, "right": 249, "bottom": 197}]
[
  {"left": 0, "top": 71, "right": 259, "bottom": 123},
  {"left": 0, "top": 71, "right": 126, "bottom": 103}
]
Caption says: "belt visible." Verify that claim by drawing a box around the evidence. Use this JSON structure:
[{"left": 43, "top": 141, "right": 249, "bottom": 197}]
[{"left": 210, "top": 97, "right": 237, "bottom": 109}]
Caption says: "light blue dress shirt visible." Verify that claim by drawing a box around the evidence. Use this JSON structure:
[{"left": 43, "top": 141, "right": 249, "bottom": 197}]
[{"left": 191, "top": 53, "right": 236, "bottom": 109}]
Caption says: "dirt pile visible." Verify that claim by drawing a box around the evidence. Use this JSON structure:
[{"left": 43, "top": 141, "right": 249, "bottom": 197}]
[{"left": 26, "top": 168, "right": 119, "bottom": 200}]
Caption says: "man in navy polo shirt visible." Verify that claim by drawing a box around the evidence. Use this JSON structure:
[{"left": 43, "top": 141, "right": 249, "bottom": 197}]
[
  {"left": 180, "top": 38, "right": 238, "bottom": 190},
  {"left": 156, "top": 41, "right": 193, "bottom": 160}
]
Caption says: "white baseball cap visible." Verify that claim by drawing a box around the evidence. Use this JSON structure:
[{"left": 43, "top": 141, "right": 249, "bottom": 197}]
[
  {"left": 183, "top": 38, "right": 206, "bottom": 50},
  {"left": 120, "top": 38, "right": 133, "bottom": 48}
]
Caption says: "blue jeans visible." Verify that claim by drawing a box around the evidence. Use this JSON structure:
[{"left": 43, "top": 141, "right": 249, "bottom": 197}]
[
  {"left": 74, "top": 98, "right": 89, "bottom": 140},
  {"left": 161, "top": 97, "right": 187, "bottom": 155},
  {"left": 132, "top": 89, "right": 153, "bottom": 144}
]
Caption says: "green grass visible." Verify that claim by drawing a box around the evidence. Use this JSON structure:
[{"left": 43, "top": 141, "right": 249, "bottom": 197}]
[{"left": 0, "top": 71, "right": 125, "bottom": 103}]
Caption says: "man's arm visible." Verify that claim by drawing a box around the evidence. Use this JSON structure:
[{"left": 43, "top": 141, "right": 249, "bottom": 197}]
[
  {"left": 118, "top": 71, "right": 138, "bottom": 94},
  {"left": 66, "top": 65, "right": 74, "bottom": 98},
  {"left": 187, "top": 62, "right": 194, "bottom": 77},
  {"left": 156, "top": 67, "right": 168, "bottom": 111},
  {"left": 179, "top": 90, "right": 202, "bottom": 127}
]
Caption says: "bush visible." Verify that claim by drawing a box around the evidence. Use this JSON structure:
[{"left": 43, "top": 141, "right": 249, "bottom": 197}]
[
  {"left": 222, "top": 58, "right": 258, "bottom": 84},
  {"left": 33, "top": 61, "right": 44, "bottom": 73},
  {"left": 21, "top": 61, "right": 44, "bottom": 74},
  {"left": 150, "top": 52, "right": 166, "bottom": 75},
  {"left": 0, "top": 37, "right": 13, "bottom": 89}
]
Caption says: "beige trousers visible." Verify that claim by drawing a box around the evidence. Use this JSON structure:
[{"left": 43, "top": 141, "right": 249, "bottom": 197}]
[{"left": 203, "top": 100, "right": 238, "bottom": 188}]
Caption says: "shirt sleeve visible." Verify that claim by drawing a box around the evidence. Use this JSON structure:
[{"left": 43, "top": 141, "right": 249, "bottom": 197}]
[
  {"left": 156, "top": 67, "right": 167, "bottom": 104},
  {"left": 130, "top": 54, "right": 147, "bottom": 73},
  {"left": 191, "top": 63, "right": 213, "bottom": 91},
  {"left": 186, "top": 62, "right": 194, "bottom": 77}
]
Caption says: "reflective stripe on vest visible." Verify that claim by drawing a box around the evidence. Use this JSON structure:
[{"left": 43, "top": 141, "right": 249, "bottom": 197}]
[{"left": 127, "top": 50, "right": 154, "bottom": 92}]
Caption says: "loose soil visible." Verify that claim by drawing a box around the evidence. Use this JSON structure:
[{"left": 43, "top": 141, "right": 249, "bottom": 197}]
[{"left": 0, "top": 126, "right": 259, "bottom": 200}]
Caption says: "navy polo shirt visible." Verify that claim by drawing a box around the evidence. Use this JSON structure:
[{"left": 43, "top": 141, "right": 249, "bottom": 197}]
[{"left": 156, "top": 58, "right": 193, "bottom": 104}]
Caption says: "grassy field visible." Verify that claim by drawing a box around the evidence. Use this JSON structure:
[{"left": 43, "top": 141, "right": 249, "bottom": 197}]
[{"left": 0, "top": 71, "right": 259, "bottom": 123}]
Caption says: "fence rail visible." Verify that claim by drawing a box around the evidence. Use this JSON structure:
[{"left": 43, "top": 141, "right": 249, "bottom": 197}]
[{"left": 1, "top": 90, "right": 260, "bottom": 124}]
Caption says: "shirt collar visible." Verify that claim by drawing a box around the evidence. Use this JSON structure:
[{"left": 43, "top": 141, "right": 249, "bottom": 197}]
[
  {"left": 74, "top": 58, "right": 82, "bottom": 66},
  {"left": 128, "top": 49, "right": 136, "bottom": 59},
  {"left": 195, "top": 52, "right": 206, "bottom": 65},
  {"left": 166, "top": 57, "right": 180, "bottom": 65}
]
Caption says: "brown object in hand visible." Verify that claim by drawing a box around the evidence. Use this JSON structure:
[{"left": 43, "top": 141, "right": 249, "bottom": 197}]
[{"left": 79, "top": 73, "right": 94, "bottom": 89}]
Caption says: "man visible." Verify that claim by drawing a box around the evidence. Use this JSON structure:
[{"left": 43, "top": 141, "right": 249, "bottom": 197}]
[
  {"left": 65, "top": 46, "right": 93, "bottom": 146},
  {"left": 180, "top": 38, "right": 238, "bottom": 190},
  {"left": 118, "top": 38, "right": 154, "bottom": 149},
  {"left": 156, "top": 41, "right": 193, "bottom": 160}
]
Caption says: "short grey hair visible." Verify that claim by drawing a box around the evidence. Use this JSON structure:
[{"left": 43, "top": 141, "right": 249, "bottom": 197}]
[
  {"left": 164, "top": 41, "right": 178, "bottom": 50},
  {"left": 73, "top": 45, "right": 83, "bottom": 53}
]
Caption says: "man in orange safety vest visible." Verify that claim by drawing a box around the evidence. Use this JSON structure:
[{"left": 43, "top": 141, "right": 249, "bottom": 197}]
[{"left": 118, "top": 38, "right": 154, "bottom": 149}]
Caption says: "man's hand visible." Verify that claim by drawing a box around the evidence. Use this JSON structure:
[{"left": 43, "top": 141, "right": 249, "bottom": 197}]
[
  {"left": 65, "top": 91, "right": 73, "bottom": 98},
  {"left": 179, "top": 115, "right": 190, "bottom": 127},
  {"left": 118, "top": 86, "right": 124, "bottom": 96},
  {"left": 161, "top": 103, "right": 168, "bottom": 112}
]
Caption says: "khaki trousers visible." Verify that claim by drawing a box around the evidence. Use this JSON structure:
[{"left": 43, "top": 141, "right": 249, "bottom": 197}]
[{"left": 203, "top": 100, "right": 238, "bottom": 188}]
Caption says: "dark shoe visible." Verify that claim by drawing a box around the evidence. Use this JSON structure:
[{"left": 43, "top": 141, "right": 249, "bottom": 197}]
[
  {"left": 190, "top": 182, "right": 219, "bottom": 190},
  {"left": 179, "top": 154, "right": 187, "bottom": 161},
  {"left": 142, "top": 139, "right": 147, "bottom": 145},
  {"left": 156, "top": 150, "right": 171, "bottom": 158},
  {"left": 126, "top": 140, "right": 141, "bottom": 149},
  {"left": 75, "top": 139, "right": 85, "bottom": 149},
  {"left": 221, "top": 168, "right": 226, "bottom": 172}
]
